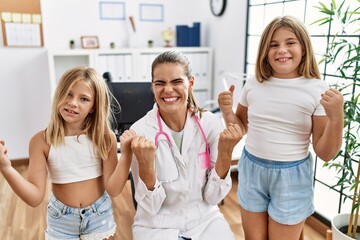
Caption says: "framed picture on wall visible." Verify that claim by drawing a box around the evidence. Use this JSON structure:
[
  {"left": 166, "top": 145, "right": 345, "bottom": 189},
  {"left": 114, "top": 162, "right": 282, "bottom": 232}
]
[
  {"left": 139, "top": 4, "right": 164, "bottom": 22},
  {"left": 81, "top": 36, "right": 99, "bottom": 49},
  {"left": 99, "top": 2, "right": 125, "bottom": 20}
]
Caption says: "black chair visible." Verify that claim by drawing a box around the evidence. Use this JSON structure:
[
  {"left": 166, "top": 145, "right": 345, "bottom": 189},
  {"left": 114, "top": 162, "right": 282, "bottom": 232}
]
[
  {"left": 129, "top": 171, "right": 137, "bottom": 209},
  {"left": 102, "top": 72, "right": 113, "bottom": 82}
]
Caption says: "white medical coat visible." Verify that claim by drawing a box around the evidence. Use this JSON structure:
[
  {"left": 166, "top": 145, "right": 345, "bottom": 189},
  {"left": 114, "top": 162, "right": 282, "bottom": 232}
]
[{"left": 130, "top": 105, "right": 234, "bottom": 240}]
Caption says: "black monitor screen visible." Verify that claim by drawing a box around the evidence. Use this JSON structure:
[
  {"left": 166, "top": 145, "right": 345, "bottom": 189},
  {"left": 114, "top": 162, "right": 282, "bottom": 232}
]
[{"left": 107, "top": 82, "right": 154, "bottom": 135}]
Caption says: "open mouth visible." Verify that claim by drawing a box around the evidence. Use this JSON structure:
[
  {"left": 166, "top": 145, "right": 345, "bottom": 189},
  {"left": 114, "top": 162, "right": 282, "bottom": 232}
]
[
  {"left": 162, "top": 97, "right": 179, "bottom": 103},
  {"left": 276, "top": 57, "right": 292, "bottom": 63},
  {"left": 65, "top": 108, "right": 78, "bottom": 115}
]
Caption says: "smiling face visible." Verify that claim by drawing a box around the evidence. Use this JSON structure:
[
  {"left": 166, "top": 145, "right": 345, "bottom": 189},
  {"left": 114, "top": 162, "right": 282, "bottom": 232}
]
[
  {"left": 267, "top": 27, "right": 304, "bottom": 79},
  {"left": 59, "top": 80, "right": 95, "bottom": 133},
  {"left": 152, "top": 62, "right": 194, "bottom": 118}
]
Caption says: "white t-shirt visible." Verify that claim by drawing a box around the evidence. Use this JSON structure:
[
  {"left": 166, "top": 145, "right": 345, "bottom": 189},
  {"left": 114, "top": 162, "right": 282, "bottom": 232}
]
[{"left": 239, "top": 76, "right": 329, "bottom": 161}]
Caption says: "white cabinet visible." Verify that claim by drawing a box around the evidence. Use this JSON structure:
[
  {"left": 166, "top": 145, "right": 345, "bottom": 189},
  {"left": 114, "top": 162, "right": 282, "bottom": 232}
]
[
  {"left": 47, "top": 47, "right": 213, "bottom": 106},
  {"left": 98, "top": 52, "right": 133, "bottom": 82}
]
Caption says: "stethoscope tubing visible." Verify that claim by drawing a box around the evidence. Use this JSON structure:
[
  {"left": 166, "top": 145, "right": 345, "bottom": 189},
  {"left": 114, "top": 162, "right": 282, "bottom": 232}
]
[{"left": 154, "top": 110, "right": 211, "bottom": 169}]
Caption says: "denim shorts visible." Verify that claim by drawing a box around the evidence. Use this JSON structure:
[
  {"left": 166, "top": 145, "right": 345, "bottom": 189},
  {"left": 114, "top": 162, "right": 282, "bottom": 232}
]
[
  {"left": 45, "top": 192, "right": 116, "bottom": 240},
  {"left": 237, "top": 148, "right": 314, "bottom": 225}
]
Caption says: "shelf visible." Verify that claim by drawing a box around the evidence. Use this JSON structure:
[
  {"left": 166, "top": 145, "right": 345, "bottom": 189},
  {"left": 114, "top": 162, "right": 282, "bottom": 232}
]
[{"left": 47, "top": 47, "right": 213, "bottom": 106}]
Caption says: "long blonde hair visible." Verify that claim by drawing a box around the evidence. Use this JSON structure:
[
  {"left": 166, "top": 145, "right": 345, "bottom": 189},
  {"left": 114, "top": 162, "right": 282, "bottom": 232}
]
[
  {"left": 45, "top": 66, "right": 113, "bottom": 160},
  {"left": 255, "top": 15, "right": 321, "bottom": 82}
]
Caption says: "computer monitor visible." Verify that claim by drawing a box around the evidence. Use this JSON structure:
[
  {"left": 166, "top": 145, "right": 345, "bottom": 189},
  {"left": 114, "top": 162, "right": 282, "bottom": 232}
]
[{"left": 107, "top": 82, "right": 154, "bottom": 136}]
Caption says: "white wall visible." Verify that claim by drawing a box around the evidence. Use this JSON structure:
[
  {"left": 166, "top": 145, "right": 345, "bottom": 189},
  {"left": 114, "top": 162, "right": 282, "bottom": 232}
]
[
  {"left": 41, "top": 0, "right": 206, "bottom": 49},
  {"left": 0, "top": 0, "right": 247, "bottom": 159},
  {"left": 0, "top": 49, "right": 51, "bottom": 159},
  {"left": 207, "top": 1, "right": 248, "bottom": 97}
]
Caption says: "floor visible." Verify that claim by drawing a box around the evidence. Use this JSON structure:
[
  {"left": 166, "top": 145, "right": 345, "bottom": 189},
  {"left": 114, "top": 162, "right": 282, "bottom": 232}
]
[{"left": 0, "top": 164, "right": 326, "bottom": 239}]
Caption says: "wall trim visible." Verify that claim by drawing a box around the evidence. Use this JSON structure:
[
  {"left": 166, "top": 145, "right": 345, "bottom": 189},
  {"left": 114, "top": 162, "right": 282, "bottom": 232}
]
[
  {"left": 306, "top": 214, "right": 331, "bottom": 237},
  {"left": 11, "top": 158, "right": 29, "bottom": 167}
]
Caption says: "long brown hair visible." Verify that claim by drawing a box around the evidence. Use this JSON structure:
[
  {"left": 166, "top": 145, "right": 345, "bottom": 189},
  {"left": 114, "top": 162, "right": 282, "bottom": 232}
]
[
  {"left": 151, "top": 50, "right": 205, "bottom": 117},
  {"left": 255, "top": 15, "right": 321, "bottom": 82}
]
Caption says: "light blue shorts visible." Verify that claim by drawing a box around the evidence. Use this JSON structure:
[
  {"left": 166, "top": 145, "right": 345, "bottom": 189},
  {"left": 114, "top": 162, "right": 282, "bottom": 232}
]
[
  {"left": 237, "top": 148, "right": 314, "bottom": 225},
  {"left": 45, "top": 192, "right": 116, "bottom": 240}
]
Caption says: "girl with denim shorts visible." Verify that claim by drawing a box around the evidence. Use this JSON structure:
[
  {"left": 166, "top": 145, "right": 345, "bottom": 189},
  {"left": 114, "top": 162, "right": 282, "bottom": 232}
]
[
  {"left": 218, "top": 15, "right": 344, "bottom": 240},
  {"left": 0, "top": 66, "right": 133, "bottom": 239}
]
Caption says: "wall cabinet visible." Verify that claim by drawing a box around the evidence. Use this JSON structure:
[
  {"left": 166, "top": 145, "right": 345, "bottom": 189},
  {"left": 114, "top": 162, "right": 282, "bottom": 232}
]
[{"left": 47, "top": 47, "right": 213, "bottom": 106}]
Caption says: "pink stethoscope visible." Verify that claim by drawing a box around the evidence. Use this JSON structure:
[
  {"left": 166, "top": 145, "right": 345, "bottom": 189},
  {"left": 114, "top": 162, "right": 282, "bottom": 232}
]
[{"left": 154, "top": 110, "right": 211, "bottom": 169}]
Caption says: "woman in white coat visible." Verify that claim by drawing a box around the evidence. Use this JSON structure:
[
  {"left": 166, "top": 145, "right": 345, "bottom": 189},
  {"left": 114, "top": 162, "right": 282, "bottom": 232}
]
[{"left": 124, "top": 51, "right": 243, "bottom": 240}]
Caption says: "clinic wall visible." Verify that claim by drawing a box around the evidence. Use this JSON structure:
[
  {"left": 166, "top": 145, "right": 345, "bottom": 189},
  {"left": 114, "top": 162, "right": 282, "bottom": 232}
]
[
  {"left": 207, "top": 1, "right": 247, "bottom": 97},
  {"left": 0, "top": 48, "right": 51, "bottom": 159},
  {"left": 41, "top": 0, "right": 205, "bottom": 49},
  {"left": 0, "top": 0, "right": 247, "bottom": 160}
]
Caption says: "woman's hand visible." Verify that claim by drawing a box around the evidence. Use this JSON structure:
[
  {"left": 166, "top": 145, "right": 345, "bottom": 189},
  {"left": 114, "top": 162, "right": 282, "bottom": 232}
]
[
  {"left": 216, "top": 123, "right": 243, "bottom": 178},
  {"left": 131, "top": 136, "right": 156, "bottom": 166},
  {"left": 131, "top": 136, "right": 157, "bottom": 190},
  {"left": 218, "top": 123, "right": 243, "bottom": 157}
]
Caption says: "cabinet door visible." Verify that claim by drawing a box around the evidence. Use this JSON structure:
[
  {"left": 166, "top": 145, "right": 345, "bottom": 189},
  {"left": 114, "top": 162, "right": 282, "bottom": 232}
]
[
  {"left": 53, "top": 55, "right": 90, "bottom": 84},
  {"left": 98, "top": 53, "right": 133, "bottom": 82},
  {"left": 185, "top": 52, "right": 210, "bottom": 107},
  {"left": 138, "top": 53, "right": 159, "bottom": 82}
]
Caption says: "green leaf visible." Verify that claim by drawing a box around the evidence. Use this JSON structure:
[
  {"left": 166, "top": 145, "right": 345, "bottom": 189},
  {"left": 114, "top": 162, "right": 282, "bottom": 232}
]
[
  {"left": 314, "top": 0, "right": 360, "bottom": 214},
  {"left": 319, "top": 2, "right": 335, "bottom": 15},
  {"left": 310, "top": 17, "right": 331, "bottom": 25},
  {"left": 341, "top": 6, "right": 350, "bottom": 24},
  {"left": 352, "top": 202, "right": 360, "bottom": 213},
  {"left": 332, "top": 0, "right": 338, "bottom": 10}
]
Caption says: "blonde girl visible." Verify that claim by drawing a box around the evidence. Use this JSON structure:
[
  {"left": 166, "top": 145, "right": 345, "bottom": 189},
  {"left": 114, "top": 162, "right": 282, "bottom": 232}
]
[{"left": 0, "top": 66, "right": 131, "bottom": 240}]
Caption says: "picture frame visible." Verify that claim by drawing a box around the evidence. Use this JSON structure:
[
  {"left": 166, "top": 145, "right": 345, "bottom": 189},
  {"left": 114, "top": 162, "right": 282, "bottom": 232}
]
[
  {"left": 81, "top": 36, "right": 99, "bottom": 49},
  {"left": 99, "top": 2, "right": 125, "bottom": 20},
  {"left": 139, "top": 4, "right": 164, "bottom": 22}
]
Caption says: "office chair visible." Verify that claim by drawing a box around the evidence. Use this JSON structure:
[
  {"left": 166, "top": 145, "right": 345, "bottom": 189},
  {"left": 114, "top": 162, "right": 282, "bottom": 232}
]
[
  {"left": 103, "top": 71, "right": 113, "bottom": 82},
  {"left": 129, "top": 171, "right": 137, "bottom": 210}
]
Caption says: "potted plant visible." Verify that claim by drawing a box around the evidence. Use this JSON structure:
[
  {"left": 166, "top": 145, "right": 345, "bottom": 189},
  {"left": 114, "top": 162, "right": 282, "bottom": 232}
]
[
  {"left": 69, "top": 39, "right": 75, "bottom": 49},
  {"left": 313, "top": 0, "right": 360, "bottom": 239}
]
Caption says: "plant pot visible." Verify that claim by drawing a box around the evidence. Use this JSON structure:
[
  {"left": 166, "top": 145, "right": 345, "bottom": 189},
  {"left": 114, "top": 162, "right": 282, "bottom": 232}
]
[{"left": 332, "top": 213, "right": 360, "bottom": 240}]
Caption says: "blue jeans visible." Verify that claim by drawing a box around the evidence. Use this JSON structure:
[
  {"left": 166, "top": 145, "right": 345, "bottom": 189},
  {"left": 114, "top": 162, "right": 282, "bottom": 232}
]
[{"left": 45, "top": 192, "right": 116, "bottom": 240}]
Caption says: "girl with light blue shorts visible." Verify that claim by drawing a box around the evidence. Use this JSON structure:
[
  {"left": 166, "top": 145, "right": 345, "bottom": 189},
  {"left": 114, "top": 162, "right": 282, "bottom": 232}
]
[
  {"left": 238, "top": 148, "right": 314, "bottom": 225},
  {"left": 218, "top": 15, "right": 344, "bottom": 240}
]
